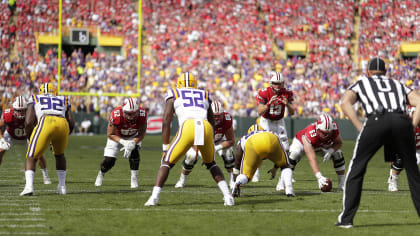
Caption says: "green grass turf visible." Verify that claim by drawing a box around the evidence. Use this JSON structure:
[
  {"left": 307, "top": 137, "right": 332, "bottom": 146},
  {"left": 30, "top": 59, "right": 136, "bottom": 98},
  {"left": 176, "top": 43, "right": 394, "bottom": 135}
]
[{"left": 0, "top": 135, "right": 419, "bottom": 235}]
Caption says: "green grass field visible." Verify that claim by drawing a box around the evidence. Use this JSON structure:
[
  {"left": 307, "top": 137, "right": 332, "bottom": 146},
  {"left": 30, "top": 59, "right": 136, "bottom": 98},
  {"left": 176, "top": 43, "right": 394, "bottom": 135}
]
[{"left": 1, "top": 135, "right": 419, "bottom": 235}]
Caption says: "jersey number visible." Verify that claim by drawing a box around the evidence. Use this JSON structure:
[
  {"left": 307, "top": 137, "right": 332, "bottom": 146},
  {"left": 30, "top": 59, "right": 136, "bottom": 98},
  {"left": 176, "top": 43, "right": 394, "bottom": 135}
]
[
  {"left": 269, "top": 103, "right": 284, "bottom": 115},
  {"left": 181, "top": 90, "right": 205, "bottom": 108},
  {"left": 39, "top": 97, "right": 64, "bottom": 111}
]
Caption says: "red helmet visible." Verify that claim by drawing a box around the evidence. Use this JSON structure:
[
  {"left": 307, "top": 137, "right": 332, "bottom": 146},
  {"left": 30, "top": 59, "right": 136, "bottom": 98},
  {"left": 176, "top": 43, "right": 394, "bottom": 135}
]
[
  {"left": 316, "top": 113, "right": 334, "bottom": 139},
  {"left": 12, "top": 96, "right": 27, "bottom": 120},
  {"left": 211, "top": 101, "right": 224, "bottom": 126},
  {"left": 122, "top": 98, "right": 139, "bottom": 122}
]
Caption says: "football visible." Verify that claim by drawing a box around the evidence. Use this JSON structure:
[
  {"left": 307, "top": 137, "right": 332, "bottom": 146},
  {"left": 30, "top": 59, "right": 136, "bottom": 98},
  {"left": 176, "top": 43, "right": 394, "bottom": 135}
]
[{"left": 321, "top": 178, "right": 332, "bottom": 192}]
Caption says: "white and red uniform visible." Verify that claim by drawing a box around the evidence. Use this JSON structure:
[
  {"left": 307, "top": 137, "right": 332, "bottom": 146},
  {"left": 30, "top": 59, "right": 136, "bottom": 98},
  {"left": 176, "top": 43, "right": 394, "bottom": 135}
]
[
  {"left": 1, "top": 108, "right": 27, "bottom": 146},
  {"left": 104, "top": 106, "right": 147, "bottom": 158},
  {"left": 214, "top": 112, "right": 233, "bottom": 144},
  {"left": 256, "top": 87, "right": 294, "bottom": 150},
  {"left": 289, "top": 121, "right": 340, "bottom": 162}
]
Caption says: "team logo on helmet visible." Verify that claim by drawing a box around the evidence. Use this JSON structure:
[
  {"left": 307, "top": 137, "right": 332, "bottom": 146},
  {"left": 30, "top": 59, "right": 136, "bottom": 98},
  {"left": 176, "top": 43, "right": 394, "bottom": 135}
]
[
  {"left": 12, "top": 96, "right": 27, "bottom": 119},
  {"left": 39, "top": 83, "right": 57, "bottom": 95},
  {"left": 122, "top": 98, "right": 139, "bottom": 122},
  {"left": 177, "top": 72, "right": 197, "bottom": 89},
  {"left": 316, "top": 113, "right": 334, "bottom": 139},
  {"left": 211, "top": 101, "right": 224, "bottom": 126},
  {"left": 269, "top": 71, "right": 284, "bottom": 93}
]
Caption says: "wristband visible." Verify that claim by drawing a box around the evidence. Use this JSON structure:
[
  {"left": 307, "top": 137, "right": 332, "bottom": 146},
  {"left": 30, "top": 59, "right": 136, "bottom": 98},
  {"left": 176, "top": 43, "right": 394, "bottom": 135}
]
[
  {"left": 232, "top": 168, "right": 240, "bottom": 175},
  {"left": 162, "top": 144, "right": 169, "bottom": 151},
  {"left": 214, "top": 144, "right": 224, "bottom": 152}
]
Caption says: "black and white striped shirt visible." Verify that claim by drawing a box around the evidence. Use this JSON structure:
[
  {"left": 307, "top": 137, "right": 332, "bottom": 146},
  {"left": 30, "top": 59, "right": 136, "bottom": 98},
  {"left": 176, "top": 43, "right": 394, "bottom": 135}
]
[{"left": 348, "top": 75, "right": 412, "bottom": 116}]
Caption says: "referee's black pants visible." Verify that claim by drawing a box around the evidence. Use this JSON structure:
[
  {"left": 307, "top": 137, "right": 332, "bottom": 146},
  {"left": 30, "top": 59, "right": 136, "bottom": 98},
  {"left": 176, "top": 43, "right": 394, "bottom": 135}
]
[{"left": 338, "top": 113, "right": 420, "bottom": 224}]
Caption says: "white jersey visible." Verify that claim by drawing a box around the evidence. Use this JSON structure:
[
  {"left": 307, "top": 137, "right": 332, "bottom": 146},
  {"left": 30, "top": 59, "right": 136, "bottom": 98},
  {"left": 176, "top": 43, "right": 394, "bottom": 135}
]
[
  {"left": 165, "top": 88, "right": 210, "bottom": 126},
  {"left": 29, "top": 94, "right": 71, "bottom": 122}
]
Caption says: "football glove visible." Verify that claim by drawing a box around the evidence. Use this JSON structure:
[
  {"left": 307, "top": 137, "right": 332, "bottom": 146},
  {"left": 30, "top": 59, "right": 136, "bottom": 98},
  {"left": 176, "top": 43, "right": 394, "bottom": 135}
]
[
  {"left": 322, "top": 148, "right": 334, "bottom": 163},
  {"left": 0, "top": 138, "right": 10, "bottom": 150},
  {"left": 316, "top": 172, "right": 328, "bottom": 189},
  {"left": 267, "top": 165, "right": 279, "bottom": 180},
  {"left": 119, "top": 139, "right": 136, "bottom": 159}
]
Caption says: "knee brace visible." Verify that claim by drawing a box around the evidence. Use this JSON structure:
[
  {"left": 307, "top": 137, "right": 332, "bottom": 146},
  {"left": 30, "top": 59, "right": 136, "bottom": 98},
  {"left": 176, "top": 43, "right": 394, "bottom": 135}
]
[
  {"left": 221, "top": 147, "right": 235, "bottom": 170},
  {"left": 391, "top": 155, "right": 404, "bottom": 171},
  {"left": 129, "top": 148, "right": 140, "bottom": 170},
  {"left": 288, "top": 150, "right": 301, "bottom": 168},
  {"left": 182, "top": 158, "right": 197, "bottom": 171},
  {"left": 332, "top": 150, "right": 345, "bottom": 171},
  {"left": 101, "top": 157, "right": 116, "bottom": 173},
  {"left": 205, "top": 161, "right": 217, "bottom": 170}
]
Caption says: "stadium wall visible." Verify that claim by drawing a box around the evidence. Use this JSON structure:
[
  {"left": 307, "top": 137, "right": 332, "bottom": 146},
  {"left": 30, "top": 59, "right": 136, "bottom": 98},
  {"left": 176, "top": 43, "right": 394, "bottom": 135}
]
[{"left": 73, "top": 112, "right": 359, "bottom": 140}]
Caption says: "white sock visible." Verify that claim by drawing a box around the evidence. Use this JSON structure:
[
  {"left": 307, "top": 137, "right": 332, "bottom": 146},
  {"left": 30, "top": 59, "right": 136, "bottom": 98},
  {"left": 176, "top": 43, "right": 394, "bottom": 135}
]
[
  {"left": 254, "top": 168, "right": 260, "bottom": 176},
  {"left": 281, "top": 168, "right": 293, "bottom": 188},
  {"left": 236, "top": 174, "right": 249, "bottom": 185},
  {"left": 25, "top": 170, "right": 35, "bottom": 188},
  {"left": 228, "top": 172, "right": 233, "bottom": 182},
  {"left": 217, "top": 180, "right": 230, "bottom": 197},
  {"left": 131, "top": 170, "right": 138, "bottom": 178},
  {"left": 180, "top": 173, "right": 187, "bottom": 181},
  {"left": 57, "top": 170, "right": 66, "bottom": 186},
  {"left": 337, "top": 174, "right": 345, "bottom": 183},
  {"left": 151, "top": 186, "right": 161, "bottom": 198},
  {"left": 41, "top": 168, "right": 48, "bottom": 178}
]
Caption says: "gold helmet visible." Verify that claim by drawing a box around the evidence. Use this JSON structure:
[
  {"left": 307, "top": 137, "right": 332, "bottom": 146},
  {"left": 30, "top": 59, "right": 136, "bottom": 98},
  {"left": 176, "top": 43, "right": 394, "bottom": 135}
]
[
  {"left": 39, "top": 83, "right": 57, "bottom": 95},
  {"left": 247, "top": 118, "right": 264, "bottom": 134},
  {"left": 177, "top": 72, "right": 197, "bottom": 89}
]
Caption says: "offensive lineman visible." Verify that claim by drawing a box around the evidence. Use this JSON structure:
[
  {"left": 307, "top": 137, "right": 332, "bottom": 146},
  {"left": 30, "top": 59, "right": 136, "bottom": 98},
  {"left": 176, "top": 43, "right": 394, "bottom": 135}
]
[
  {"left": 285, "top": 113, "right": 346, "bottom": 192},
  {"left": 254, "top": 71, "right": 295, "bottom": 182},
  {"left": 144, "top": 72, "right": 234, "bottom": 206},
  {"left": 174, "top": 100, "right": 236, "bottom": 189},
  {"left": 0, "top": 96, "right": 52, "bottom": 184},
  {"left": 21, "top": 83, "right": 75, "bottom": 196},
  {"left": 94, "top": 97, "right": 147, "bottom": 189}
]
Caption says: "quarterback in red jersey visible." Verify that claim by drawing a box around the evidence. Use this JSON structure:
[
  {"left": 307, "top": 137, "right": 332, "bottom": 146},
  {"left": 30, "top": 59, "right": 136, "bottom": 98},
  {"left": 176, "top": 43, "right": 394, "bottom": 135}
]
[
  {"left": 174, "top": 100, "right": 236, "bottom": 189},
  {"left": 94, "top": 97, "right": 147, "bottom": 189},
  {"left": 0, "top": 96, "right": 51, "bottom": 184},
  {"left": 286, "top": 113, "right": 346, "bottom": 191},
  {"left": 387, "top": 106, "right": 420, "bottom": 191},
  {"left": 254, "top": 71, "right": 295, "bottom": 183}
]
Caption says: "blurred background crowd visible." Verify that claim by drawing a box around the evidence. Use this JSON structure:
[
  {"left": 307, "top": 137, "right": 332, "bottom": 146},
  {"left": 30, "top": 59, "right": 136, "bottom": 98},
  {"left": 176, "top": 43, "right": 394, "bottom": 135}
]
[{"left": 1, "top": 0, "right": 420, "bottom": 121}]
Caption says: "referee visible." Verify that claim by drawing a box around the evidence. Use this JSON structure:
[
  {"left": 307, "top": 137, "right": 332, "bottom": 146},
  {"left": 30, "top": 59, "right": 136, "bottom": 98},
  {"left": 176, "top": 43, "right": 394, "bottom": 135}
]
[{"left": 336, "top": 57, "right": 420, "bottom": 228}]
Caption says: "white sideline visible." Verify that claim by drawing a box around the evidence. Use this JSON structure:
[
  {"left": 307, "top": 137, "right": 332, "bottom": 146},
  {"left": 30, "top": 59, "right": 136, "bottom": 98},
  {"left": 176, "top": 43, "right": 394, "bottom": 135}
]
[
  {"left": 0, "top": 233, "right": 48, "bottom": 235},
  {"left": 0, "top": 218, "right": 46, "bottom": 221}
]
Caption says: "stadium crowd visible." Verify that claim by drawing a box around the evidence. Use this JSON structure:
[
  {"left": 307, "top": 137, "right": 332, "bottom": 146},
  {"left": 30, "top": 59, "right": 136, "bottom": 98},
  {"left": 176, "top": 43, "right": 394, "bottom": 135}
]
[{"left": 1, "top": 0, "right": 420, "bottom": 120}]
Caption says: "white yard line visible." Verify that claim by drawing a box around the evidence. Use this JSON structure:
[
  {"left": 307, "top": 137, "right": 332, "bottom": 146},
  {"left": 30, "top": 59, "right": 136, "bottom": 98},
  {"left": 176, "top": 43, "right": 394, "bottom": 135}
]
[{"left": 0, "top": 218, "right": 46, "bottom": 221}]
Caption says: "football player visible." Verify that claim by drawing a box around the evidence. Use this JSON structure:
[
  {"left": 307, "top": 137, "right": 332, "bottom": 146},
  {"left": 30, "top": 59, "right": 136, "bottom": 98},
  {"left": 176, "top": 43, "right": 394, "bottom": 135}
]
[
  {"left": 231, "top": 130, "right": 294, "bottom": 197},
  {"left": 284, "top": 112, "right": 346, "bottom": 192},
  {"left": 145, "top": 72, "right": 234, "bottom": 206},
  {"left": 94, "top": 97, "right": 147, "bottom": 189},
  {"left": 387, "top": 106, "right": 420, "bottom": 192},
  {"left": 254, "top": 71, "right": 295, "bottom": 182},
  {"left": 21, "top": 83, "right": 75, "bottom": 196},
  {"left": 174, "top": 100, "right": 236, "bottom": 189},
  {"left": 0, "top": 96, "right": 51, "bottom": 185}
]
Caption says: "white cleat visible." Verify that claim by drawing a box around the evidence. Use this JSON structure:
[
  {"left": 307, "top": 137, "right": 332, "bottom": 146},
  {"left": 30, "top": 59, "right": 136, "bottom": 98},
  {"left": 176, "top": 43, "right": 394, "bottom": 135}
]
[
  {"left": 57, "top": 185, "right": 66, "bottom": 195},
  {"left": 43, "top": 176, "right": 52, "bottom": 185},
  {"left": 276, "top": 179, "right": 285, "bottom": 191},
  {"left": 131, "top": 176, "right": 138, "bottom": 189},
  {"left": 174, "top": 179, "right": 185, "bottom": 189},
  {"left": 95, "top": 171, "right": 104, "bottom": 187},
  {"left": 223, "top": 195, "right": 234, "bottom": 206},
  {"left": 144, "top": 196, "right": 158, "bottom": 206},
  {"left": 20, "top": 187, "right": 34, "bottom": 196}
]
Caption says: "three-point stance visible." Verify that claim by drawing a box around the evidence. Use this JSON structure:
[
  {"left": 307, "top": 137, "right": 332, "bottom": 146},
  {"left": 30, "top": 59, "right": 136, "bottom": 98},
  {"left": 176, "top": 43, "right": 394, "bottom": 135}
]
[{"left": 145, "top": 72, "right": 234, "bottom": 206}]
